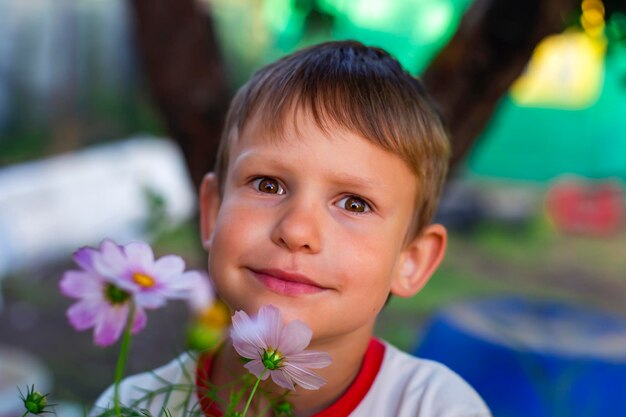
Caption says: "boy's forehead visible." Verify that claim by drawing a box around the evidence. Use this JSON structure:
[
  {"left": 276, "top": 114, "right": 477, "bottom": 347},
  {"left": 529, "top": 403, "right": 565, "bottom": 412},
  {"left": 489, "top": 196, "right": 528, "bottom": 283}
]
[{"left": 230, "top": 107, "right": 347, "bottom": 157}]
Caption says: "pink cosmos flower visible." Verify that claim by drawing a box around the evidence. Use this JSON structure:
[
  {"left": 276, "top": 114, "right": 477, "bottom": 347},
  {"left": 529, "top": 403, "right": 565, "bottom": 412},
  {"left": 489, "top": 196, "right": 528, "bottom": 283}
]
[
  {"left": 91, "top": 239, "right": 202, "bottom": 309},
  {"left": 230, "top": 304, "right": 332, "bottom": 390},
  {"left": 60, "top": 239, "right": 203, "bottom": 346}
]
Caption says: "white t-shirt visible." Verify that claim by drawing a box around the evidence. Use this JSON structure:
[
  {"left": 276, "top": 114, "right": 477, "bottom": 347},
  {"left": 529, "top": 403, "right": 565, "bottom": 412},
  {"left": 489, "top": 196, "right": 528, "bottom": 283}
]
[{"left": 93, "top": 339, "right": 490, "bottom": 417}]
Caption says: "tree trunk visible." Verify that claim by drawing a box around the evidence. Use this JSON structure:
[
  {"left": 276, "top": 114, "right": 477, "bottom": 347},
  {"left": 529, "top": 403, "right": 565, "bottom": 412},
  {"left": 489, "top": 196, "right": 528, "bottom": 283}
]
[
  {"left": 422, "top": 0, "right": 580, "bottom": 175},
  {"left": 129, "top": 0, "right": 230, "bottom": 189}
]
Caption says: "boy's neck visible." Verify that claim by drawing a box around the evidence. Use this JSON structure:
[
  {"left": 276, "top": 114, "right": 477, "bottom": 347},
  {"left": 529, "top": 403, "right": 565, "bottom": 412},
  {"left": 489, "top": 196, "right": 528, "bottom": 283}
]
[{"left": 211, "top": 327, "right": 374, "bottom": 417}]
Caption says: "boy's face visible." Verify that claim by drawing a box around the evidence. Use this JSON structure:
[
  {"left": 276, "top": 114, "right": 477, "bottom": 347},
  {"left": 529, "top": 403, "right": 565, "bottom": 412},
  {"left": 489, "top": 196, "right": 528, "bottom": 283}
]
[{"left": 201, "top": 111, "right": 445, "bottom": 345}]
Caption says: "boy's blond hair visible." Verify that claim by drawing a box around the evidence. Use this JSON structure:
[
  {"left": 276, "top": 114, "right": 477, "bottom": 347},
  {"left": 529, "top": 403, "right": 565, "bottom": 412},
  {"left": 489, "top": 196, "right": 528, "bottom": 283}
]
[{"left": 214, "top": 40, "right": 450, "bottom": 239}]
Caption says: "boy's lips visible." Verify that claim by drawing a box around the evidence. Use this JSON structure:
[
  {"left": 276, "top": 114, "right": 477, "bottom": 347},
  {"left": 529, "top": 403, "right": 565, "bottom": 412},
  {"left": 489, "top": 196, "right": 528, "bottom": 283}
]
[{"left": 248, "top": 267, "right": 328, "bottom": 296}]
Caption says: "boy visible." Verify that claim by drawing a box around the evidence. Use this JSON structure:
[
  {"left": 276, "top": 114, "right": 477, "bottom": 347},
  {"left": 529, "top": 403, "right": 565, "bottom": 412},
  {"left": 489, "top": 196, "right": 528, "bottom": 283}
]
[{"left": 95, "top": 40, "right": 490, "bottom": 416}]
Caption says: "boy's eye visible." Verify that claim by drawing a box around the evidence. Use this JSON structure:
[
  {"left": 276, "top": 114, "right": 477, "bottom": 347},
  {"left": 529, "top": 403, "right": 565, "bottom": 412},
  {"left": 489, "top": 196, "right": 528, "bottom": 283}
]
[
  {"left": 338, "top": 196, "right": 371, "bottom": 213},
  {"left": 252, "top": 177, "right": 285, "bottom": 195}
]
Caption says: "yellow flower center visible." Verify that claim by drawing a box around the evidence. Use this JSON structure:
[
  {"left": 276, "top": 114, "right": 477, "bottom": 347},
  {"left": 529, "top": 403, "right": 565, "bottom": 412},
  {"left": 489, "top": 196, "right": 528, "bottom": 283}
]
[{"left": 133, "top": 272, "right": 155, "bottom": 288}]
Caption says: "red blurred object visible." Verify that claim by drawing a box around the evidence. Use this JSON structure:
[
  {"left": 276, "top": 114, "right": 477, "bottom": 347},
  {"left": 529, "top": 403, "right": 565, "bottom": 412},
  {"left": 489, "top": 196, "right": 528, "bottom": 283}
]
[{"left": 545, "top": 179, "right": 625, "bottom": 236}]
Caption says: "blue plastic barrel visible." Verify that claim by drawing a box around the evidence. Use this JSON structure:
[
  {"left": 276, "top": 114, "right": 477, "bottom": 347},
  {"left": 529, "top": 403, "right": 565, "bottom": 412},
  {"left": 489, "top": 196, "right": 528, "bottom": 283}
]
[{"left": 413, "top": 296, "right": 626, "bottom": 417}]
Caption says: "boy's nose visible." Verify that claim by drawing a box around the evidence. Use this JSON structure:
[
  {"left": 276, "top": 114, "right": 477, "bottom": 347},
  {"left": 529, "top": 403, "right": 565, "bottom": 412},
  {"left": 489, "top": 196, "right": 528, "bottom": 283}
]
[{"left": 270, "top": 199, "right": 322, "bottom": 254}]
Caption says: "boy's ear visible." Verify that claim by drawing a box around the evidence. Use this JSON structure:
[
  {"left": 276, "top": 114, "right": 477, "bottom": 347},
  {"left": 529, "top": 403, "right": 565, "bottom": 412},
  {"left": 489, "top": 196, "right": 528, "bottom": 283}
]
[
  {"left": 390, "top": 224, "right": 447, "bottom": 298},
  {"left": 200, "top": 173, "right": 221, "bottom": 251}
]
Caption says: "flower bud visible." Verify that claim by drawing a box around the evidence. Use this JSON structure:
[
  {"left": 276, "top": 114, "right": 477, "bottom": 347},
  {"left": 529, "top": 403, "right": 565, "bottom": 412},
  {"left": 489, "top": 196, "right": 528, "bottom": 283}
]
[
  {"left": 273, "top": 401, "right": 294, "bottom": 417},
  {"left": 19, "top": 385, "right": 50, "bottom": 415},
  {"left": 261, "top": 349, "right": 283, "bottom": 370}
]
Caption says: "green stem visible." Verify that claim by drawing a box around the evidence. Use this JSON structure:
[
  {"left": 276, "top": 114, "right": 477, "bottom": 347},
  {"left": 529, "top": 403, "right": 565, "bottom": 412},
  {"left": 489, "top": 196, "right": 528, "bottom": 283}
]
[
  {"left": 21, "top": 412, "right": 28, "bottom": 417},
  {"left": 114, "top": 302, "right": 136, "bottom": 417},
  {"left": 241, "top": 369, "right": 266, "bottom": 417}
]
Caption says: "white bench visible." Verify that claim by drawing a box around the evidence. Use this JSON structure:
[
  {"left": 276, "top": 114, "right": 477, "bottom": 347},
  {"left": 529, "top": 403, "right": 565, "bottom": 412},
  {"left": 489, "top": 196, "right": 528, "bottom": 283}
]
[{"left": 0, "top": 137, "right": 196, "bottom": 287}]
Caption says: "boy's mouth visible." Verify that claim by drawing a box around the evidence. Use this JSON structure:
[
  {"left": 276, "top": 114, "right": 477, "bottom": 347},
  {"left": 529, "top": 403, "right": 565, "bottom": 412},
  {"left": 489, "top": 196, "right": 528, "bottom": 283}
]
[{"left": 248, "top": 268, "right": 327, "bottom": 296}]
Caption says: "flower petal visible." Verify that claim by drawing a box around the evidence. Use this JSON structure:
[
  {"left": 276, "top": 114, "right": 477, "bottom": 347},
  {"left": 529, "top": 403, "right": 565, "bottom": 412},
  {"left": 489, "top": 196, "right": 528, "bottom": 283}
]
[
  {"left": 270, "top": 370, "right": 295, "bottom": 391},
  {"left": 73, "top": 247, "right": 98, "bottom": 271},
  {"left": 286, "top": 351, "right": 332, "bottom": 369},
  {"left": 134, "top": 291, "right": 167, "bottom": 309},
  {"left": 244, "top": 360, "right": 269, "bottom": 380},
  {"left": 66, "top": 300, "right": 102, "bottom": 330},
  {"left": 153, "top": 255, "right": 185, "bottom": 279},
  {"left": 152, "top": 271, "right": 200, "bottom": 303},
  {"left": 231, "top": 310, "right": 268, "bottom": 357},
  {"left": 231, "top": 333, "right": 261, "bottom": 359},
  {"left": 94, "top": 240, "right": 128, "bottom": 278},
  {"left": 161, "top": 270, "right": 201, "bottom": 293},
  {"left": 100, "top": 239, "right": 126, "bottom": 262},
  {"left": 60, "top": 270, "right": 102, "bottom": 299},
  {"left": 282, "top": 364, "right": 327, "bottom": 390},
  {"left": 131, "top": 306, "right": 148, "bottom": 333},
  {"left": 107, "top": 275, "right": 138, "bottom": 293},
  {"left": 186, "top": 272, "right": 215, "bottom": 314},
  {"left": 124, "top": 241, "right": 155, "bottom": 271},
  {"left": 258, "top": 305, "right": 282, "bottom": 348},
  {"left": 93, "top": 303, "right": 129, "bottom": 346},
  {"left": 278, "top": 320, "right": 312, "bottom": 354}
]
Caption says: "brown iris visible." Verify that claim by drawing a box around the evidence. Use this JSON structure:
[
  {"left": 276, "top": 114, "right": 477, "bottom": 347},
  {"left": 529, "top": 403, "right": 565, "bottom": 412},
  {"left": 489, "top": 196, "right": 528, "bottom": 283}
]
[
  {"left": 344, "top": 197, "right": 367, "bottom": 213},
  {"left": 258, "top": 178, "right": 281, "bottom": 194}
]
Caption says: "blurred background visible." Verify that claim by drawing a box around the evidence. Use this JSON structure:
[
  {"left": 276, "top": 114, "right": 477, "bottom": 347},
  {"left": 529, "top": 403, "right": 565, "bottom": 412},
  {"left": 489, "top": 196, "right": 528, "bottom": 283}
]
[{"left": 0, "top": 0, "right": 625, "bottom": 416}]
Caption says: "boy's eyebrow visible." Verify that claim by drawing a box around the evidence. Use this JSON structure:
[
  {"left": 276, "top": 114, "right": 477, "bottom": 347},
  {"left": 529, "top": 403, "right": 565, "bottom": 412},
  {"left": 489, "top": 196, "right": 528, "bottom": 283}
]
[
  {"left": 327, "top": 172, "right": 381, "bottom": 190},
  {"left": 230, "top": 151, "right": 276, "bottom": 172}
]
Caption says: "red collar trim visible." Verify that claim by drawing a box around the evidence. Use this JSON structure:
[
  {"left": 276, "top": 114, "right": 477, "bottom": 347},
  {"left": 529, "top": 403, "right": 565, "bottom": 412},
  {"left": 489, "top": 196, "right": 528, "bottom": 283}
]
[
  {"left": 196, "top": 348, "right": 222, "bottom": 416},
  {"left": 310, "top": 338, "right": 385, "bottom": 417},
  {"left": 195, "top": 338, "right": 385, "bottom": 417}
]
